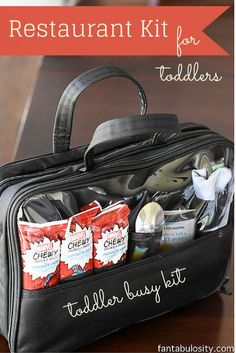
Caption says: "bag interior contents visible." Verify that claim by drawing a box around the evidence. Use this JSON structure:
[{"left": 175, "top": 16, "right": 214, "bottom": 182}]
[{"left": 17, "top": 144, "right": 234, "bottom": 290}]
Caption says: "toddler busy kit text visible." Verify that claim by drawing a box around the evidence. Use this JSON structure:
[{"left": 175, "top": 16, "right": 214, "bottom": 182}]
[{"left": 63, "top": 267, "right": 187, "bottom": 318}]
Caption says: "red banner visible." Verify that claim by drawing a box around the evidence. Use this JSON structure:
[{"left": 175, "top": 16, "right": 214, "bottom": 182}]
[{"left": 0, "top": 6, "right": 230, "bottom": 56}]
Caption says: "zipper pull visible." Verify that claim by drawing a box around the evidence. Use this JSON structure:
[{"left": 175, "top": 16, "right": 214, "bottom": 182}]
[
  {"left": 218, "top": 277, "right": 232, "bottom": 295},
  {"left": 152, "top": 132, "right": 178, "bottom": 146}
]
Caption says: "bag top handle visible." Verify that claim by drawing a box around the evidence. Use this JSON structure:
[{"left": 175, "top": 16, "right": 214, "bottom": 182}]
[
  {"left": 53, "top": 65, "right": 148, "bottom": 154},
  {"left": 84, "top": 113, "right": 180, "bottom": 170}
]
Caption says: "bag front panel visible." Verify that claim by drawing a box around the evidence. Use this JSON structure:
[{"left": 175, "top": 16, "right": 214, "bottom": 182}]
[{"left": 16, "top": 223, "right": 232, "bottom": 352}]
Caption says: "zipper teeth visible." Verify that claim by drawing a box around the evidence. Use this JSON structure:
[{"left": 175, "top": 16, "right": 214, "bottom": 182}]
[
  {"left": 94, "top": 130, "right": 213, "bottom": 165},
  {"left": 97, "top": 134, "right": 228, "bottom": 169},
  {"left": 0, "top": 128, "right": 212, "bottom": 191},
  {"left": 8, "top": 135, "right": 231, "bottom": 350},
  {"left": 0, "top": 130, "right": 203, "bottom": 191},
  {"left": 10, "top": 135, "right": 227, "bottom": 206},
  {"left": 0, "top": 163, "right": 84, "bottom": 192}
]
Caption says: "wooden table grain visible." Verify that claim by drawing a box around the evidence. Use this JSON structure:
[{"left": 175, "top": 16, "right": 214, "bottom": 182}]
[{"left": 0, "top": 4, "right": 233, "bottom": 353}]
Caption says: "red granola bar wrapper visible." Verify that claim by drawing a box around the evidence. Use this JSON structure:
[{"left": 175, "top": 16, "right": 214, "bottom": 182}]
[
  {"left": 92, "top": 203, "right": 130, "bottom": 270},
  {"left": 18, "top": 220, "right": 68, "bottom": 290},
  {"left": 60, "top": 206, "right": 100, "bottom": 280},
  {"left": 80, "top": 200, "right": 102, "bottom": 212}
]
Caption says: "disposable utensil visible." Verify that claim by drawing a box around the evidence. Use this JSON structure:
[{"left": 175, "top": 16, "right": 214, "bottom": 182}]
[
  {"left": 128, "top": 202, "right": 164, "bottom": 262},
  {"left": 135, "top": 202, "right": 165, "bottom": 233}
]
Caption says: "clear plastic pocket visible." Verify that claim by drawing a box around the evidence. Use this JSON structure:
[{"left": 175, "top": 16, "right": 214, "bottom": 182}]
[{"left": 17, "top": 143, "right": 234, "bottom": 290}]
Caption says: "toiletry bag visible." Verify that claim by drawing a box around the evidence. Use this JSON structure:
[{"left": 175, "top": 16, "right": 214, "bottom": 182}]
[{"left": 0, "top": 66, "right": 233, "bottom": 352}]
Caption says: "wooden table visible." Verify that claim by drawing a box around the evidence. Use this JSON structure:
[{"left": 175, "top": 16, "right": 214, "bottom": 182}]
[{"left": 0, "top": 5, "right": 233, "bottom": 352}]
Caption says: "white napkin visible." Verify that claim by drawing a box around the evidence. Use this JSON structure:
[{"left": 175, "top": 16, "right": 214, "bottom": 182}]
[{"left": 192, "top": 167, "right": 232, "bottom": 201}]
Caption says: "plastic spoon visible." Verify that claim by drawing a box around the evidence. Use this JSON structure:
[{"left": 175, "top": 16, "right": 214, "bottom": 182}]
[
  {"left": 135, "top": 202, "right": 164, "bottom": 233},
  {"left": 128, "top": 202, "right": 164, "bottom": 262}
]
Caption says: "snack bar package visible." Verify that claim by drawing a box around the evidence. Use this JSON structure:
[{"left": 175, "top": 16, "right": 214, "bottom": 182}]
[
  {"left": 92, "top": 203, "right": 130, "bottom": 271},
  {"left": 60, "top": 205, "right": 100, "bottom": 280},
  {"left": 80, "top": 200, "right": 102, "bottom": 212},
  {"left": 18, "top": 220, "right": 68, "bottom": 290}
]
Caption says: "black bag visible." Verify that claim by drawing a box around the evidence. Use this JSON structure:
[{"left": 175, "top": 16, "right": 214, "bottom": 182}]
[{"left": 0, "top": 66, "right": 233, "bottom": 352}]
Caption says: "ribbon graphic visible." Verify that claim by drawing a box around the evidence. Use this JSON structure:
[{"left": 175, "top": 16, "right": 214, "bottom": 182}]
[{"left": 0, "top": 6, "right": 230, "bottom": 56}]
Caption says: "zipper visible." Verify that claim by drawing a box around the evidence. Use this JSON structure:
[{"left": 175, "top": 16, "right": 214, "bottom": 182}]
[
  {"left": 7, "top": 134, "right": 232, "bottom": 351},
  {"left": 0, "top": 125, "right": 211, "bottom": 192},
  {"left": 94, "top": 134, "right": 228, "bottom": 170},
  {"left": 0, "top": 162, "right": 85, "bottom": 194},
  {"left": 92, "top": 129, "right": 215, "bottom": 167},
  {"left": 0, "top": 130, "right": 209, "bottom": 194}
]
